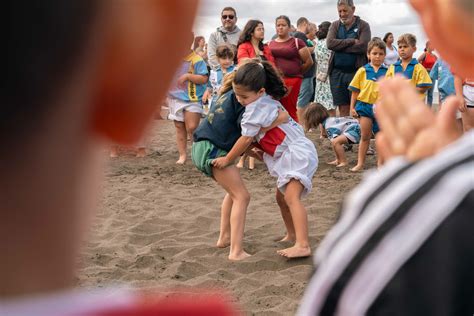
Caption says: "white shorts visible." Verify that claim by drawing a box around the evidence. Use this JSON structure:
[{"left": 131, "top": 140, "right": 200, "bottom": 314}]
[
  {"left": 167, "top": 97, "right": 203, "bottom": 122},
  {"left": 463, "top": 85, "right": 474, "bottom": 106},
  {"left": 263, "top": 137, "right": 318, "bottom": 198}
]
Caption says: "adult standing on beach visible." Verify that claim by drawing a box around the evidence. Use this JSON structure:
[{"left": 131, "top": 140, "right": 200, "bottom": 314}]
[
  {"left": 327, "top": 0, "right": 371, "bottom": 116},
  {"left": 207, "top": 7, "right": 241, "bottom": 70},
  {"left": 193, "top": 36, "right": 208, "bottom": 64},
  {"left": 383, "top": 32, "right": 399, "bottom": 65},
  {"left": 269, "top": 15, "right": 313, "bottom": 122},
  {"left": 293, "top": 17, "right": 318, "bottom": 120},
  {"left": 314, "top": 21, "right": 336, "bottom": 117}
]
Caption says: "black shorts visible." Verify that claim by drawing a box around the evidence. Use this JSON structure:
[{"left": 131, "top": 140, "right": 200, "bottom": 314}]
[{"left": 330, "top": 68, "right": 356, "bottom": 106}]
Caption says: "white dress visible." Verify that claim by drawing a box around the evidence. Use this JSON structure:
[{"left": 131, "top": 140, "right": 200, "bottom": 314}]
[{"left": 241, "top": 95, "right": 318, "bottom": 196}]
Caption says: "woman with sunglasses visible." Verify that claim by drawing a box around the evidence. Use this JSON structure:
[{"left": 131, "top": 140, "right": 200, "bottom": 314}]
[
  {"left": 207, "top": 7, "right": 241, "bottom": 70},
  {"left": 269, "top": 15, "right": 313, "bottom": 122}
]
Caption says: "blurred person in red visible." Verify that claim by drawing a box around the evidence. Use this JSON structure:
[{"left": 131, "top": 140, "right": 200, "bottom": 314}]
[{"left": 0, "top": 1, "right": 238, "bottom": 315}]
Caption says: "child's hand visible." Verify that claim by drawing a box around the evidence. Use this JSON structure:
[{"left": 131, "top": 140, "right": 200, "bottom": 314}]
[
  {"left": 458, "top": 97, "right": 467, "bottom": 113},
  {"left": 212, "top": 157, "right": 230, "bottom": 169},
  {"left": 177, "top": 74, "right": 189, "bottom": 89},
  {"left": 350, "top": 107, "right": 358, "bottom": 118}
]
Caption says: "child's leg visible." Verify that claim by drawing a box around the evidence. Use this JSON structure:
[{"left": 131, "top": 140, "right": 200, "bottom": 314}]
[
  {"left": 276, "top": 188, "right": 295, "bottom": 242},
  {"left": 136, "top": 147, "right": 146, "bottom": 158},
  {"left": 110, "top": 145, "right": 119, "bottom": 158},
  {"left": 183, "top": 111, "right": 201, "bottom": 142},
  {"left": 174, "top": 120, "right": 187, "bottom": 164},
  {"left": 216, "top": 193, "right": 232, "bottom": 248},
  {"left": 461, "top": 107, "right": 474, "bottom": 132},
  {"left": 277, "top": 179, "right": 311, "bottom": 258},
  {"left": 351, "top": 117, "right": 372, "bottom": 171},
  {"left": 236, "top": 155, "right": 246, "bottom": 168},
  {"left": 330, "top": 135, "right": 349, "bottom": 167},
  {"left": 213, "top": 165, "right": 251, "bottom": 261},
  {"left": 248, "top": 157, "right": 255, "bottom": 170}
]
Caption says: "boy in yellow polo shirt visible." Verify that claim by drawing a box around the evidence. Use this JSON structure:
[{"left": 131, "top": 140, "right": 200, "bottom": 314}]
[
  {"left": 348, "top": 38, "right": 388, "bottom": 171},
  {"left": 386, "top": 33, "right": 432, "bottom": 96}
]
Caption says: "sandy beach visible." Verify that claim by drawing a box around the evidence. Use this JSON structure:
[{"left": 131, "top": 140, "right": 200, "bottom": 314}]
[{"left": 76, "top": 118, "right": 376, "bottom": 315}]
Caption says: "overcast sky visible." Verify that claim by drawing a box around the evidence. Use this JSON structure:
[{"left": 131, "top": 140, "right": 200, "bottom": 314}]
[{"left": 193, "top": 0, "right": 428, "bottom": 57}]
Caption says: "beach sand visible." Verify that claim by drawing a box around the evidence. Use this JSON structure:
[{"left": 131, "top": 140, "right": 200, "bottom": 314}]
[{"left": 77, "top": 118, "right": 376, "bottom": 315}]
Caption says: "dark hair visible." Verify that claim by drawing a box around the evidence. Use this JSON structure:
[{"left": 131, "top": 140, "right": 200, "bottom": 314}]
[
  {"left": 275, "top": 15, "right": 291, "bottom": 27},
  {"left": 5, "top": 1, "right": 99, "bottom": 139},
  {"left": 367, "top": 38, "right": 386, "bottom": 54},
  {"left": 216, "top": 44, "right": 235, "bottom": 59},
  {"left": 296, "top": 17, "right": 308, "bottom": 27},
  {"left": 316, "top": 21, "right": 331, "bottom": 40},
  {"left": 221, "top": 7, "right": 237, "bottom": 16},
  {"left": 233, "top": 60, "right": 287, "bottom": 100},
  {"left": 193, "top": 36, "right": 205, "bottom": 51},
  {"left": 302, "top": 103, "right": 329, "bottom": 132},
  {"left": 383, "top": 32, "right": 393, "bottom": 43},
  {"left": 237, "top": 20, "right": 265, "bottom": 52}
]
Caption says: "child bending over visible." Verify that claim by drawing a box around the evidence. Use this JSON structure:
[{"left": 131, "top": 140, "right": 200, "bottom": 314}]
[
  {"left": 304, "top": 103, "right": 360, "bottom": 168},
  {"left": 213, "top": 60, "right": 318, "bottom": 258}
]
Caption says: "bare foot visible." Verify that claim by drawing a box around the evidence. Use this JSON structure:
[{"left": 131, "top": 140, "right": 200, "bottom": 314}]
[
  {"left": 109, "top": 151, "right": 118, "bottom": 158},
  {"left": 228, "top": 251, "right": 251, "bottom": 261},
  {"left": 350, "top": 165, "right": 364, "bottom": 172},
  {"left": 336, "top": 162, "right": 347, "bottom": 167},
  {"left": 216, "top": 237, "right": 230, "bottom": 248},
  {"left": 176, "top": 156, "right": 186, "bottom": 165},
  {"left": 248, "top": 158, "right": 255, "bottom": 170},
  {"left": 327, "top": 160, "right": 339, "bottom": 166},
  {"left": 236, "top": 162, "right": 244, "bottom": 169},
  {"left": 136, "top": 148, "right": 146, "bottom": 158},
  {"left": 277, "top": 245, "right": 311, "bottom": 258}
]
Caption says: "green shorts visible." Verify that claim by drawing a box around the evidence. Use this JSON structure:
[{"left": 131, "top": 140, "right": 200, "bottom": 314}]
[{"left": 191, "top": 140, "right": 228, "bottom": 177}]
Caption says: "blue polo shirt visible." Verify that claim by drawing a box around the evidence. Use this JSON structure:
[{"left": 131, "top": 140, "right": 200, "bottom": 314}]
[
  {"left": 387, "top": 58, "right": 432, "bottom": 97},
  {"left": 333, "top": 18, "right": 360, "bottom": 73}
]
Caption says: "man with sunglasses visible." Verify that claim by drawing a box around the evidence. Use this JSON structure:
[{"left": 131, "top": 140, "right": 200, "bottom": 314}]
[{"left": 208, "top": 7, "right": 241, "bottom": 69}]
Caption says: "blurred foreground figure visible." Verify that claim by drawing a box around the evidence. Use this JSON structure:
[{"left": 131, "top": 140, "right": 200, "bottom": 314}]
[
  {"left": 298, "top": 0, "right": 473, "bottom": 315},
  {"left": 1, "top": 1, "right": 238, "bottom": 315}
]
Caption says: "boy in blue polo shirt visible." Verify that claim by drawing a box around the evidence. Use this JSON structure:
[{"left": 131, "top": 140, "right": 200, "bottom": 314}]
[
  {"left": 386, "top": 33, "right": 432, "bottom": 97},
  {"left": 348, "top": 38, "right": 388, "bottom": 171}
]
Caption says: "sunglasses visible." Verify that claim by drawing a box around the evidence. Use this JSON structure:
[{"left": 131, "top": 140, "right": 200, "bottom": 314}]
[{"left": 221, "top": 15, "right": 235, "bottom": 20}]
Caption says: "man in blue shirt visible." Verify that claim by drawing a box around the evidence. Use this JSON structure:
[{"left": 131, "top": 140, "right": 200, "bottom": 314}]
[{"left": 326, "top": 0, "right": 371, "bottom": 117}]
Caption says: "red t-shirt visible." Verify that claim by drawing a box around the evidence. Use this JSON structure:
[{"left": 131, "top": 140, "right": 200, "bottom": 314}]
[
  {"left": 269, "top": 38, "right": 306, "bottom": 78},
  {"left": 421, "top": 52, "right": 437, "bottom": 71},
  {"left": 237, "top": 42, "right": 276, "bottom": 65}
]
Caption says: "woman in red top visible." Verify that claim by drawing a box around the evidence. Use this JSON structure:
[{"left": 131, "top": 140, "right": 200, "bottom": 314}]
[
  {"left": 418, "top": 40, "right": 437, "bottom": 106},
  {"left": 237, "top": 19, "right": 275, "bottom": 65},
  {"left": 269, "top": 15, "right": 313, "bottom": 121}
]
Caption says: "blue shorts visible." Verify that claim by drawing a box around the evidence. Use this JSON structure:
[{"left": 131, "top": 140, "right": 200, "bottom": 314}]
[
  {"left": 355, "top": 101, "right": 380, "bottom": 134},
  {"left": 297, "top": 77, "right": 315, "bottom": 108}
]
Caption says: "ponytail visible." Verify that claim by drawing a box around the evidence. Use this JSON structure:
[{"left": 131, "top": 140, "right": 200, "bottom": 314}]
[{"left": 233, "top": 59, "right": 287, "bottom": 100}]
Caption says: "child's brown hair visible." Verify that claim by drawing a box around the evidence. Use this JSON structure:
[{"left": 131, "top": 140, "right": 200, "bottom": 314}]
[
  {"left": 367, "top": 37, "right": 386, "bottom": 54},
  {"left": 302, "top": 103, "right": 330, "bottom": 132},
  {"left": 397, "top": 33, "right": 417, "bottom": 47},
  {"left": 216, "top": 44, "right": 235, "bottom": 60}
]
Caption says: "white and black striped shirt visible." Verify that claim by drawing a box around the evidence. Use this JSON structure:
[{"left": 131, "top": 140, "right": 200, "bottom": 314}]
[{"left": 298, "top": 131, "right": 474, "bottom": 316}]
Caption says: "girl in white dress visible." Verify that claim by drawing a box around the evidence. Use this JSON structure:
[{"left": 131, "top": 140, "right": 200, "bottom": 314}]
[{"left": 212, "top": 60, "right": 318, "bottom": 258}]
